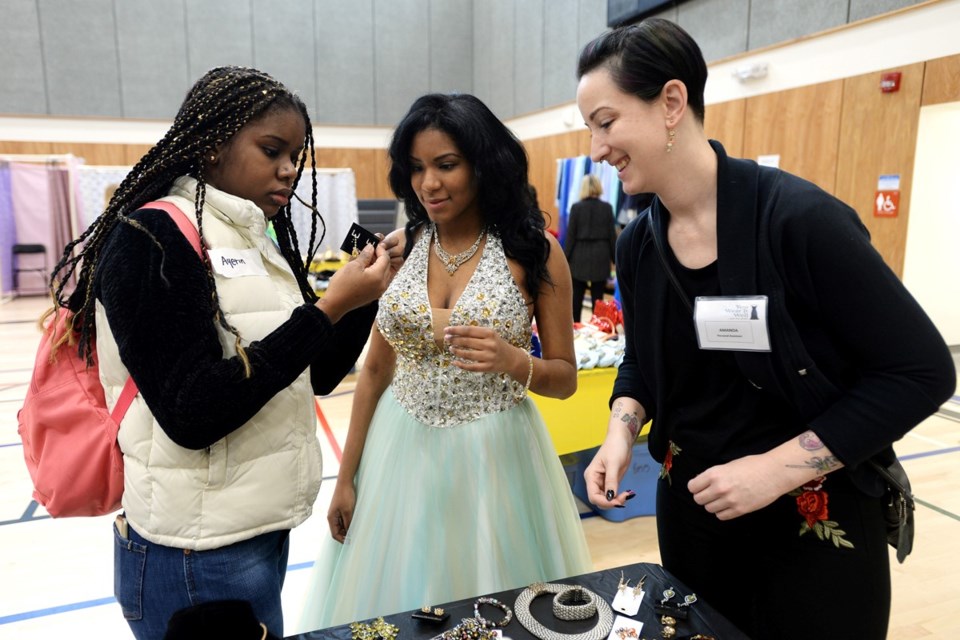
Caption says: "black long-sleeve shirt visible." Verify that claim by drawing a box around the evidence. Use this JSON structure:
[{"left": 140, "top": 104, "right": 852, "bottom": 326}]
[{"left": 92, "top": 207, "right": 376, "bottom": 450}]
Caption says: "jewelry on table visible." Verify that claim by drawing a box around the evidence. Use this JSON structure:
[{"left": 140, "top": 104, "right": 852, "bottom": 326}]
[
  {"left": 653, "top": 587, "right": 697, "bottom": 639},
  {"left": 474, "top": 597, "right": 513, "bottom": 628},
  {"left": 431, "top": 616, "right": 498, "bottom": 640},
  {"left": 552, "top": 586, "right": 597, "bottom": 621},
  {"left": 349, "top": 617, "right": 399, "bottom": 640},
  {"left": 615, "top": 627, "right": 638, "bottom": 639},
  {"left": 413, "top": 604, "right": 450, "bottom": 624},
  {"left": 612, "top": 573, "right": 645, "bottom": 617},
  {"left": 433, "top": 225, "right": 486, "bottom": 275},
  {"left": 514, "top": 582, "right": 613, "bottom": 640}
]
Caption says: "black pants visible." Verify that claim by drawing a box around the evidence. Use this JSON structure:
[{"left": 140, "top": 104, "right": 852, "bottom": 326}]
[
  {"left": 656, "top": 453, "right": 890, "bottom": 640},
  {"left": 572, "top": 278, "right": 606, "bottom": 322}
]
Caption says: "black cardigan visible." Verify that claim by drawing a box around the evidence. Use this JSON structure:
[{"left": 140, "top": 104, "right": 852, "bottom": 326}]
[
  {"left": 91, "top": 207, "right": 377, "bottom": 450},
  {"left": 612, "top": 141, "right": 955, "bottom": 490}
]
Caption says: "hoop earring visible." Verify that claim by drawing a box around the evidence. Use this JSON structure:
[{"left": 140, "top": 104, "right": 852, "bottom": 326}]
[{"left": 666, "top": 129, "right": 677, "bottom": 153}]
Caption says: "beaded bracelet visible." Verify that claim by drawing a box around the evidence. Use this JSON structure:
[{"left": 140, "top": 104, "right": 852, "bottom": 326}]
[
  {"left": 474, "top": 596, "right": 513, "bottom": 628},
  {"left": 552, "top": 586, "right": 597, "bottom": 621},
  {"left": 522, "top": 351, "right": 534, "bottom": 396}
]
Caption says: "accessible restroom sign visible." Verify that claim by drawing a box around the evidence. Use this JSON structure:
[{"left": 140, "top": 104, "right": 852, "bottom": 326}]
[{"left": 874, "top": 174, "right": 900, "bottom": 217}]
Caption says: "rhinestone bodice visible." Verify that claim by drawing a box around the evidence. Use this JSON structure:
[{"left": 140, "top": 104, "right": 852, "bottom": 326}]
[{"left": 377, "top": 225, "right": 532, "bottom": 428}]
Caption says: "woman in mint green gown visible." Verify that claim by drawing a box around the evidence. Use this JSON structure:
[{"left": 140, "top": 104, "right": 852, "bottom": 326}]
[{"left": 297, "top": 94, "right": 592, "bottom": 631}]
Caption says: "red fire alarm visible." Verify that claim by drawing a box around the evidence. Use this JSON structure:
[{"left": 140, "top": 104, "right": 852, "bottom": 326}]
[{"left": 880, "top": 71, "right": 902, "bottom": 93}]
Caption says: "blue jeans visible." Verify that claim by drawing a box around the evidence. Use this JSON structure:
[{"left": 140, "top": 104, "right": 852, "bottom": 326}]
[{"left": 113, "top": 515, "right": 290, "bottom": 640}]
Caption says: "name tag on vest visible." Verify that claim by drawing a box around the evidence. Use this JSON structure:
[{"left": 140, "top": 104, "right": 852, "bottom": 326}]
[
  {"left": 694, "top": 295, "right": 771, "bottom": 351},
  {"left": 207, "top": 248, "right": 269, "bottom": 278}
]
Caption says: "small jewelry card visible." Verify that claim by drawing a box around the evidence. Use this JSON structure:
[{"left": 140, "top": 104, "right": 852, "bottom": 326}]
[
  {"left": 607, "top": 614, "right": 644, "bottom": 640},
  {"left": 340, "top": 222, "right": 380, "bottom": 257},
  {"left": 611, "top": 586, "right": 644, "bottom": 617}
]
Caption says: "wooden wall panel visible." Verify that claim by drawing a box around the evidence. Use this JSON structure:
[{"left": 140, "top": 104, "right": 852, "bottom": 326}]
[
  {"left": 922, "top": 54, "right": 960, "bottom": 107},
  {"left": 523, "top": 129, "right": 590, "bottom": 231},
  {"left": 704, "top": 99, "right": 745, "bottom": 158},
  {"left": 0, "top": 141, "right": 56, "bottom": 155},
  {"left": 314, "top": 147, "right": 393, "bottom": 200},
  {"left": 741, "top": 80, "right": 844, "bottom": 194},
  {"left": 834, "top": 62, "right": 924, "bottom": 278}
]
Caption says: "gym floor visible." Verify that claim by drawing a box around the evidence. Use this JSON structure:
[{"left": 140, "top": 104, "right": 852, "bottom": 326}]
[{"left": 1, "top": 295, "right": 958, "bottom": 638}]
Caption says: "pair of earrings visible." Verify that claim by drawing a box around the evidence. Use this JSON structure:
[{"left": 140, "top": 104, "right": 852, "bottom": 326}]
[
  {"left": 616, "top": 570, "right": 647, "bottom": 598},
  {"left": 655, "top": 587, "right": 697, "bottom": 639}
]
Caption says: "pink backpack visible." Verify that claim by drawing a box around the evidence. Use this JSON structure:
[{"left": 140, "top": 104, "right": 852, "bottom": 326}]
[{"left": 17, "top": 201, "right": 203, "bottom": 517}]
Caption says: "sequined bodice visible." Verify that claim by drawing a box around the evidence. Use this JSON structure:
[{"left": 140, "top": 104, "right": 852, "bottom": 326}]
[{"left": 377, "top": 226, "right": 531, "bottom": 428}]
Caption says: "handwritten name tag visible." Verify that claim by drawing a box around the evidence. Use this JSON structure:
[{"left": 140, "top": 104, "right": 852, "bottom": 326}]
[{"left": 207, "top": 248, "right": 269, "bottom": 278}]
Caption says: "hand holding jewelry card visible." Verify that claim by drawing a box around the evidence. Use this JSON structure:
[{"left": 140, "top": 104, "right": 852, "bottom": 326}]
[{"left": 340, "top": 222, "right": 380, "bottom": 258}]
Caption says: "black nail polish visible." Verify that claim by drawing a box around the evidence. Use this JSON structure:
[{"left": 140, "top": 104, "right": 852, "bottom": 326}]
[
  {"left": 615, "top": 504, "right": 626, "bottom": 509},
  {"left": 606, "top": 490, "right": 615, "bottom": 501},
  {"left": 625, "top": 492, "right": 636, "bottom": 501}
]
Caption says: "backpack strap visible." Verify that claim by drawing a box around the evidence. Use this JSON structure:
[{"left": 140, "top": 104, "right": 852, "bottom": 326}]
[
  {"left": 109, "top": 201, "right": 206, "bottom": 423},
  {"left": 142, "top": 200, "right": 205, "bottom": 258}
]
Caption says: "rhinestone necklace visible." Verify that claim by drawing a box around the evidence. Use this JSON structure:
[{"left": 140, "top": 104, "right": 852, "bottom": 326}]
[{"left": 433, "top": 224, "right": 486, "bottom": 275}]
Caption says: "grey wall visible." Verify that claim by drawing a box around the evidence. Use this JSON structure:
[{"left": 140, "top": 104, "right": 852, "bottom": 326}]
[
  {"left": 657, "top": 0, "right": 925, "bottom": 63},
  {"left": 0, "top": 0, "right": 928, "bottom": 125}
]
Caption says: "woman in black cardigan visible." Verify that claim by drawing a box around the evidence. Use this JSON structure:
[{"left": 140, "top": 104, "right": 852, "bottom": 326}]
[
  {"left": 564, "top": 174, "right": 617, "bottom": 321},
  {"left": 576, "top": 18, "right": 955, "bottom": 640}
]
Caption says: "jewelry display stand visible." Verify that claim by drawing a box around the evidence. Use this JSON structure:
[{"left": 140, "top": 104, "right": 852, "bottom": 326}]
[{"left": 286, "top": 562, "right": 748, "bottom": 640}]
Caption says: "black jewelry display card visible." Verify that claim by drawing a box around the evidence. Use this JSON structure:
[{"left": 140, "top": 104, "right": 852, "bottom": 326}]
[
  {"left": 411, "top": 610, "right": 450, "bottom": 624},
  {"left": 340, "top": 222, "right": 381, "bottom": 256}
]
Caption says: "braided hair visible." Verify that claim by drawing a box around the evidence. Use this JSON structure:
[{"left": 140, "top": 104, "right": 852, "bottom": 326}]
[{"left": 48, "top": 66, "right": 324, "bottom": 374}]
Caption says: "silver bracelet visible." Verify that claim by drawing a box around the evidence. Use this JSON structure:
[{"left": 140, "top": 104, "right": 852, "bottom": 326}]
[
  {"left": 515, "top": 583, "right": 613, "bottom": 640},
  {"left": 552, "top": 586, "right": 598, "bottom": 621}
]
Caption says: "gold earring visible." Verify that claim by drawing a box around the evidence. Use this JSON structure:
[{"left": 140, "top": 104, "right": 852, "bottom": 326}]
[{"left": 666, "top": 129, "right": 676, "bottom": 153}]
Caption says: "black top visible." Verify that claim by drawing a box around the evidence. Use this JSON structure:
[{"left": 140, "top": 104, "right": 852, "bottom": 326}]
[
  {"left": 661, "top": 234, "right": 804, "bottom": 462},
  {"left": 564, "top": 197, "right": 618, "bottom": 282},
  {"left": 611, "top": 141, "right": 955, "bottom": 483},
  {"left": 90, "top": 206, "right": 377, "bottom": 450}
]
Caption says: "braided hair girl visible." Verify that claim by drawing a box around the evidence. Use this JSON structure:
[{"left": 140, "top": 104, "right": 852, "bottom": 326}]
[
  {"left": 51, "top": 66, "right": 398, "bottom": 640},
  {"left": 51, "top": 66, "right": 323, "bottom": 373}
]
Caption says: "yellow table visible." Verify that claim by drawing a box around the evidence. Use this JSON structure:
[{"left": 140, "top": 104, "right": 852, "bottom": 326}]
[{"left": 530, "top": 367, "right": 617, "bottom": 456}]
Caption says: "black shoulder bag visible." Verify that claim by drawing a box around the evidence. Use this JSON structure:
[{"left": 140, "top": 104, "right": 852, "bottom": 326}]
[{"left": 646, "top": 214, "right": 915, "bottom": 563}]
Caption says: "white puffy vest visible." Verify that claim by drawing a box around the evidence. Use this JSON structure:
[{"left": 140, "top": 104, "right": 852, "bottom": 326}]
[{"left": 96, "top": 176, "right": 322, "bottom": 550}]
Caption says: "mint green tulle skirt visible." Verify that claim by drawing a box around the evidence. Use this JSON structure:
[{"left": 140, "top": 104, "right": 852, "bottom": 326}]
[{"left": 297, "top": 388, "right": 593, "bottom": 631}]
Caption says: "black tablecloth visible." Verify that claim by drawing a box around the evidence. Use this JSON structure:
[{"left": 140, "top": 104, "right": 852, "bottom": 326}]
[{"left": 287, "top": 562, "right": 749, "bottom": 639}]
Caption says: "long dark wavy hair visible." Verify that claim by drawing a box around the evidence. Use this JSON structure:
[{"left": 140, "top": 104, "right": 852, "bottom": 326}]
[
  {"left": 387, "top": 93, "right": 552, "bottom": 301},
  {"left": 48, "top": 66, "right": 323, "bottom": 373}
]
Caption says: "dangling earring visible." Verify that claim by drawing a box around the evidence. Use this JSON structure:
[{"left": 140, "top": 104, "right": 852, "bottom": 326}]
[{"left": 666, "top": 129, "right": 676, "bottom": 153}]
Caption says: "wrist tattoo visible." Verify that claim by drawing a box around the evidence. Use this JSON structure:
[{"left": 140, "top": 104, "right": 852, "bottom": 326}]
[
  {"left": 798, "top": 431, "right": 823, "bottom": 451},
  {"left": 620, "top": 412, "right": 640, "bottom": 440},
  {"left": 789, "top": 455, "right": 840, "bottom": 473}
]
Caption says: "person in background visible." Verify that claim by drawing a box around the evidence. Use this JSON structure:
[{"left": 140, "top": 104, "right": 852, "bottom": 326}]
[
  {"left": 298, "top": 93, "right": 592, "bottom": 630},
  {"left": 47, "top": 66, "right": 398, "bottom": 640},
  {"left": 576, "top": 18, "right": 955, "bottom": 640},
  {"left": 564, "top": 173, "right": 617, "bottom": 321}
]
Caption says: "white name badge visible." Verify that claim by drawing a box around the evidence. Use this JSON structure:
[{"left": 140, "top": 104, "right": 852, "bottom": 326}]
[
  {"left": 694, "top": 295, "right": 771, "bottom": 352},
  {"left": 207, "top": 248, "right": 269, "bottom": 278}
]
